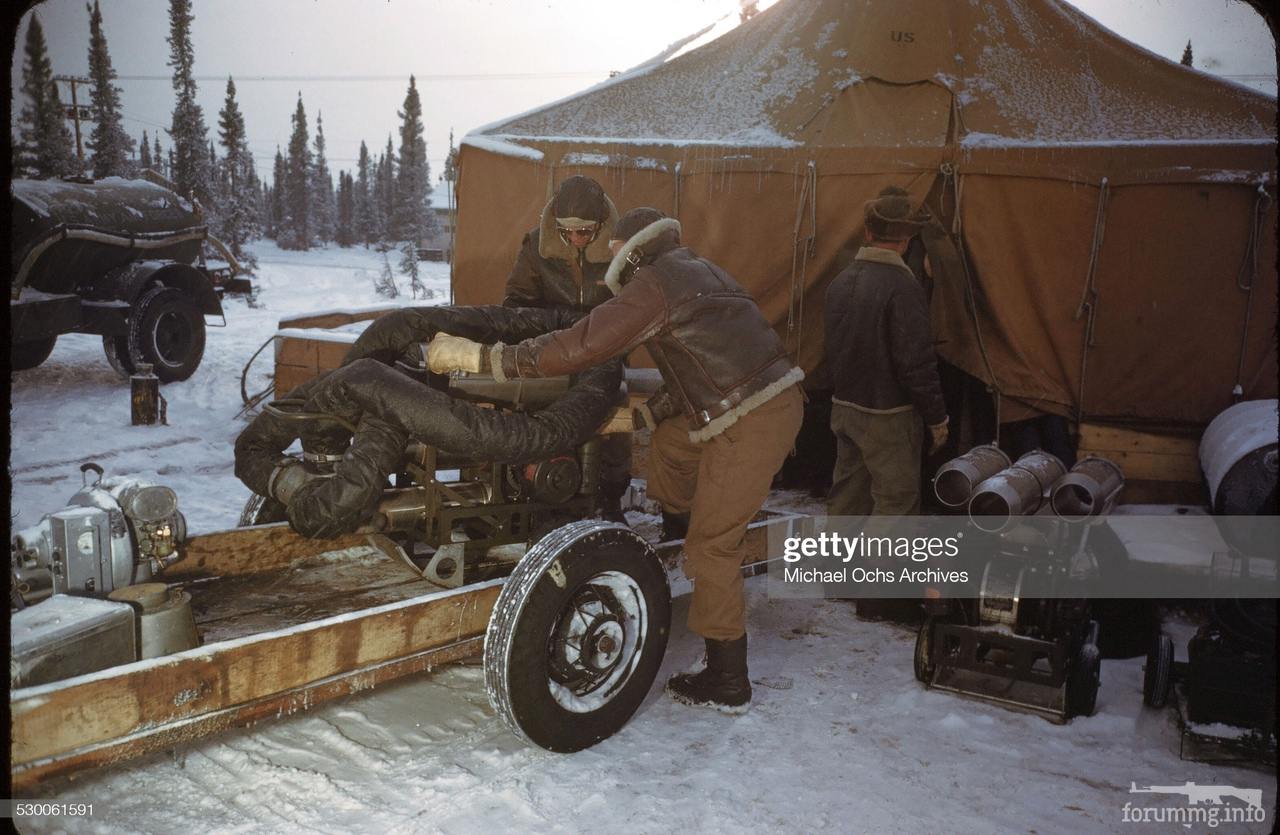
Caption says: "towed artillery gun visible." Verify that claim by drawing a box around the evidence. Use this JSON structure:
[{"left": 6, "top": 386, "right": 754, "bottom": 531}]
[{"left": 9, "top": 305, "right": 804, "bottom": 788}]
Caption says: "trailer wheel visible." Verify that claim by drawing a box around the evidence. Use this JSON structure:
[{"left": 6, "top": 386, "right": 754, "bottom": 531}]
[
  {"left": 12, "top": 336, "right": 57, "bottom": 371},
  {"left": 104, "top": 287, "right": 206, "bottom": 381},
  {"left": 128, "top": 286, "right": 206, "bottom": 382},
  {"left": 913, "top": 616, "right": 936, "bottom": 683},
  {"left": 1143, "top": 632, "right": 1174, "bottom": 708},
  {"left": 485, "top": 520, "right": 670, "bottom": 752},
  {"left": 1068, "top": 641, "right": 1101, "bottom": 718}
]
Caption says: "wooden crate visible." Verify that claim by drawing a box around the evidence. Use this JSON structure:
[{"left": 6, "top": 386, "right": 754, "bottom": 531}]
[{"left": 1077, "top": 423, "right": 1206, "bottom": 505}]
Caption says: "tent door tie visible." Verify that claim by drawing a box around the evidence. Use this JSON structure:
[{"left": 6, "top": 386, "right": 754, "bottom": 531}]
[
  {"left": 1231, "top": 181, "right": 1271, "bottom": 400},
  {"left": 1073, "top": 177, "right": 1110, "bottom": 424}
]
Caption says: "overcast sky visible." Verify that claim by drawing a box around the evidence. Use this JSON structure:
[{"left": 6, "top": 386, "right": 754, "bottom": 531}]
[{"left": 8, "top": 0, "right": 1276, "bottom": 185}]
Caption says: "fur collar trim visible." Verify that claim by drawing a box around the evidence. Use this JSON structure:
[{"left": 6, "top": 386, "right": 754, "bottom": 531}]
[
  {"left": 537, "top": 193, "right": 619, "bottom": 264},
  {"left": 854, "top": 246, "right": 909, "bottom": 270},
  {"left": 603, "top": 218, "right": 683, "bottom": 295}
]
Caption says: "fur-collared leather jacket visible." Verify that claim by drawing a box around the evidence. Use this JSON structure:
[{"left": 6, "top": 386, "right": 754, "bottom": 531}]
[
  {"left": 502, "top": 182, "right": 620, "bottom": 313},
  {"left": 493, "top": 218, "right": 804, "bottom": 441},
  {"left": 823, "top": 247, "right": 947, "bottom": 426}
]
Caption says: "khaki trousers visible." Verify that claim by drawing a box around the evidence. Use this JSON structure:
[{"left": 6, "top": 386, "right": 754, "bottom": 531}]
[
  {"left": 647, "top": 385, "right": 804, "bottom": 640},
  {"left": 827, "top": 403, "right": 923, "bottom": 517}
]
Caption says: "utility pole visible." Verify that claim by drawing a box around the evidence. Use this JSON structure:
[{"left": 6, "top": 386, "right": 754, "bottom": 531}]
[{"left": 54, "top": 75, "right": 93, "bottom": 169}]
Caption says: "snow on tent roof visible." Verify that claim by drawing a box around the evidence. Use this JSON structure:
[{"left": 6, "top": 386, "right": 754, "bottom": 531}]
[{"left": 477, "top": 0, "right": 1274, "bottom": 148}]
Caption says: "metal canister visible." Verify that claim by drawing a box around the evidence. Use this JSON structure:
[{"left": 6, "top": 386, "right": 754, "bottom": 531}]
[
  {"left": 131, "top": 363, "right": 160, "bottom": 425},
  {"left": 108, "top": 582, "right": 199, "bottom": 658}
]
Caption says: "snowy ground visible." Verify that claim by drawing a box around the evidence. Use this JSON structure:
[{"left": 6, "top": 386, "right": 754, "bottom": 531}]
[{"left": 9, "top": 242, "right": 1273, "bottom": 834}]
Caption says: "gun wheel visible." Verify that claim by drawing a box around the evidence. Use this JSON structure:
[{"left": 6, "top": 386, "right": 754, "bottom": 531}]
[{"left": 484, "top": 520, "right": 670, "bottom": 752}]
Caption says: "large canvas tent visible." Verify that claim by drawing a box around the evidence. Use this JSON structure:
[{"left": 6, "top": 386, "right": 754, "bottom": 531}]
[{"left": 452, "top": 0, "right": 1277, "bottom": 429}]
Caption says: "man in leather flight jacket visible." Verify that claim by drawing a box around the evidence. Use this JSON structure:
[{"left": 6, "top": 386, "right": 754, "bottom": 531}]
[{"left": 428, "top": 207, "right": 805, "bottom": 714}]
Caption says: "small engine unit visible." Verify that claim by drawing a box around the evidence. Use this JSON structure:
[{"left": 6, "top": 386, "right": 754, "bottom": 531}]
[{"left": 10, "top": 463, "right": 187, "bottom": 608}]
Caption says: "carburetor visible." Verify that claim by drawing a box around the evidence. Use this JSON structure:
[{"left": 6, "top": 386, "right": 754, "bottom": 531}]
[{"left": 10, "top": 463, "right": 187, "bottom": 608}]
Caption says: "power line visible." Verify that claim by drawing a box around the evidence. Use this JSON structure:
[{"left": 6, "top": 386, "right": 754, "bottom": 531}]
[{"left": 115, "top": 71, "right": 607, "bottom": 82}]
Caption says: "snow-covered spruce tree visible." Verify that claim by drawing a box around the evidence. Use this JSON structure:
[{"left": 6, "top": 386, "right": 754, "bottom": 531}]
[
  {"left": 310, "top": 112, "right": 336, "bottom": 243},
  {"left": 374, "top": 250, "right": 399, "bottom": 298},
  {"left": 353, "top": 140, "right": 377, "bottom": 247},
  {"left": 215, "top": 76, "right": 261, "bottom": 263},
  {"left": 1181, "top": 40, "right": 1193, "bottom": 67},
  {"left": 401, "top": 241, "right": 426, "bottom": 299},
  {"left": 370, "top": 150, "right": 389, "bottom": 245},
  {"left": 336, "top": 171, "right": 356, "bottom": 247},
  {"left": 139, "top": 130, "right": 153, "bottom": 169},
  {"left": 381, "top": 135, "right": 397, "bottom": 241},
  {"left": 270, "top": 146, "right": 287, "bottom": 240},
  {"left": 391, "top": 75, "right": 438, "bottom": 245},
  {"left": 17, "top": 12, "right": 76, "bottom": 178},
  {"left": 282, "top": 94, "right": 313, "bottom": 250},
  {"left": 86, "top": 0, "right": 134, "bottom": 177},
  {"left": 154, "top": 134, "right": 164, "bottom": 175},
  {"left": 167, "top": 0, "right": 211, "bottom": 203}
]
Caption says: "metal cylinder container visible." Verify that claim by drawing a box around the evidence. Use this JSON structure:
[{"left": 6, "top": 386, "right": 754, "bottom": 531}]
[
  {"left": 108, "top": 582, "right": 199, "bottom": 658},
  {"left": 968, "top": 451, "right": 1067, "bottom": 532},
  {"left": 1050, "top": 456, "right": 1125, "bottom": 521},
  {"left": 1199, "top": 399, "right": 1279, "bottom": 515},
  {"left": 934, "top": 445, "right": 1012, "bottom": 507}
]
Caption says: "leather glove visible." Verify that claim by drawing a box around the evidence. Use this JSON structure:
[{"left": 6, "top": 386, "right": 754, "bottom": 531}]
[
  {"left": 928, "top": 420, "right": 950, "bottom": 454},
  {"left": 426, "top": 334, "right": 487, "bottom": 374}
]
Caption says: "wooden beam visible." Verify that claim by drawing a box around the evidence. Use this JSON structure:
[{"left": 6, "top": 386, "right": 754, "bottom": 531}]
[
  {"left": 10, "top": 581, "right": 502, "bottom": 780},
  {"left": 11, "top": 636, "right": 483, "bottom": 791},
  {"left": 166, "top": 524, "right": 371, "bottom": 580}
]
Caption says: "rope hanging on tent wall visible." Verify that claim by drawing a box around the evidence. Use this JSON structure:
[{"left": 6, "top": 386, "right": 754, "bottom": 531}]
[
  {"left": 786, "top": 161, "right": 818, "bottom": 359},
  {"left": 1231, "top": 181, "right": 1272, "bottom": 400},
  {"left": 948, "top": 164, "right": 1004, "bottom": 439},
  {"left": 673, "top": 161, "right": 682, "bottom": 218},
  {"left": 1072, "top": 177, "right": 1111, "bottom": 424}
]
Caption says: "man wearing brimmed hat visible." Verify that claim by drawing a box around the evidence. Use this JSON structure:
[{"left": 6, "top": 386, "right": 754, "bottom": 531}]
[
  {"left": 427, "top": 206, "right": 805, "bottom": 714},
  {"left": 824, "top": 186, "right": 948, "bottom": 516},
  {"left": 503, "top": 175, "right": 632, "bottom": 524}
]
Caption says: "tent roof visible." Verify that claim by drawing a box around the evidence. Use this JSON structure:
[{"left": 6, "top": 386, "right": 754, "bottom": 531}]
[{"left": 476, "top": 0, "right": 1275, "bottom": 150}]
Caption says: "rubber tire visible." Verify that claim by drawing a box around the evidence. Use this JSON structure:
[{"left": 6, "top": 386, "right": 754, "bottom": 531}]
[
  {"left": 126, "top": 286, "right": 206, "bottom": 382},
  {"left": 485, "top": 521, "right": 671, "bottom": 753},
  {"left": 1068, "top": 642, "right": 1101, "bottom": 718},
  {"left": 1143, "top": 632, "right": 1174, "bottom": 709},
  {"left": 11, "top": 336, "right": 57, "bottom": 371},
  {"left": 914, "top": 616, "right": 936, "bottom": 683}
]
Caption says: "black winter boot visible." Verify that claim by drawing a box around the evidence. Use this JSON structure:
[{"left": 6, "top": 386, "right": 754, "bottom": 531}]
[
  {"left": 666, "top": 635, "right": 752, "bottom": 714},
  {"left": 661, "top": 510, "right": 691, "bottom": 542}
]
